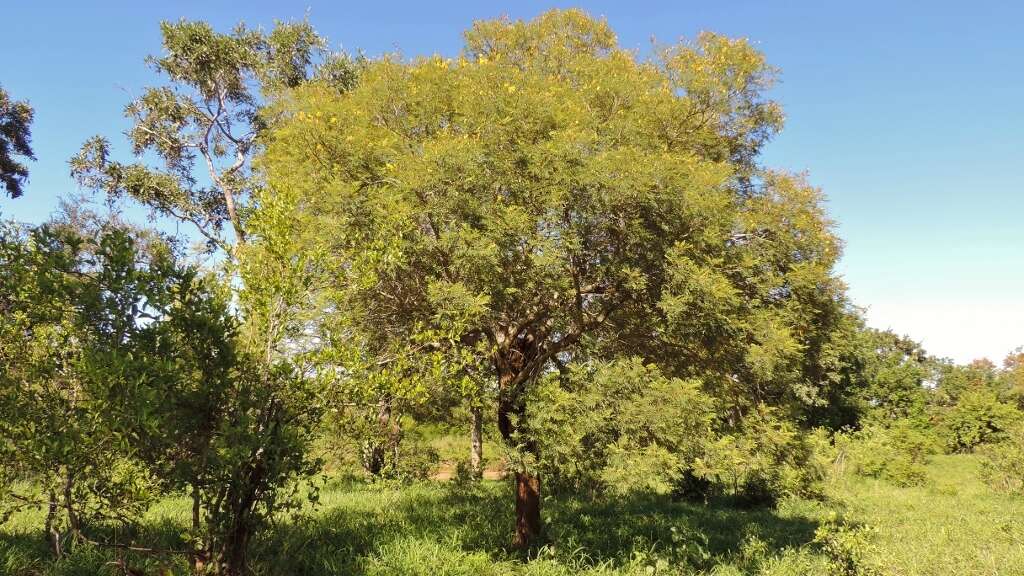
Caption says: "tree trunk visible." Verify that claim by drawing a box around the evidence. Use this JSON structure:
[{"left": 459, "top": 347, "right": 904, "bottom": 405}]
[
  {"left": 513, "top": 471, "right": 541, "bottom": 549},
  {"left": 45, "top": 488, "right": 60, "bottom": 557},
  {"left": 389, "top": 410, "right": 402, "bottom": 470},
  {"left": 219, "top": 474, "right": 260, "bottom": 576},
  {"left": 191, "top": 485, "right": 207, "bottom": 574},
  {"left": 470, "top": 405, "right": 483, "bottom": 479},
  {"left": 222, "top": 522, "right": 251, "bottom": 576},
  {"left": 362, "top": 398, "right": 393, "bottom": 476},
  {"left": 61, "top": 470, "right": 80, "bottom": 544},
  {"left": 496, "top": 356, "right": 542, "bottom": 550}
]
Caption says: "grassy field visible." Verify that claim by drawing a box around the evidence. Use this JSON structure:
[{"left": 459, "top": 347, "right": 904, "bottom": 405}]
[{"left": 2, "top": 454, "right": 1022, "bottom": 575}]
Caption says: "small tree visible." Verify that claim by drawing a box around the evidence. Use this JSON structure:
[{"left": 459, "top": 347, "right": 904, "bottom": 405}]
[
  {"left": 0, "top": 220, "right": 168, "bottom": 555},
  {"left": 62, "top": 20, "right": 345, "bottom": 571},
  {"left": 940, "top": 389, "right": 1021, "bottom": 453},
  {"left": 0, "top": 218, "right": 320, "bottom": 574}
]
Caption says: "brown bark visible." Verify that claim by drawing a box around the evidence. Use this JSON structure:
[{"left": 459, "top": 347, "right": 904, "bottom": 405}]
[
  {"left": 469, "top": 405, "right": 483, "bottom": 479},
  {"left": 221, "top": 522, "right": 251, "bottom": 576},
  {"left": 363, "top": 397, "right": 397, "bottom": 476},
  {"left": 513, "top": 472, "right": 541, "bottom": 549},
  {"left": 218, "top": 469, "right": 261, "bottom": 576},
  {"left": 496, "top": 348, "right": 543, "bottom": 549},
  {"left": 61, "top": 470, "right": 80, "bottom": 543}
]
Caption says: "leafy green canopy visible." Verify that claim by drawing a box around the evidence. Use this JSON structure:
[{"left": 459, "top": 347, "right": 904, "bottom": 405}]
[
  {"left": 0, "top": 219, "right": 320, "bottom": 570},
  {"left": 255, "top": 9, "right": 844, "bottom": 418},
  {"left": 250, "top": 9, "right": 847, "bottom": 547},
  {"left": 0, "top": 221, "right": 185, "bottom": 532}
]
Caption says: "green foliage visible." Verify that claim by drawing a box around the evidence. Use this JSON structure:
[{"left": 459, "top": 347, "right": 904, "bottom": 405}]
[
  {"left": 0, "top": 217, "right": 322, "bottom": 573},
  {"left": 978, "top": 424, "right": 1024, "bottom": 494},
  {"left": 832, "top": 422, "right": 936, "bottom": 487},
  {"left": 0, "top": 85, "right": 34, "bottom": 198},
  {"left": 0, "top": 220, "right": 172, "bottom": 543},
  {"left": 933, "top": 358, "right": 1000, "bottom": 406},
  {"left": 525, "top": 358, "right": 714, "bottom": 496},
  {"left": 70, "top": 18, "right": 345, "bottom": 253},
  {"left": 1000, "top": 348, "right": 1024, "bottom": 408},
  {"left": 693, "top": 407, "right": 826, "bottom": 505},
  {"left": 254, "top": 8, "right": 847, "bottom": 546},
  {"left": 939, "top": 389, "right": 1021, "bottom": 453},
  {"left": 812, "top": 515, "right": 879, "bottom": 576}
]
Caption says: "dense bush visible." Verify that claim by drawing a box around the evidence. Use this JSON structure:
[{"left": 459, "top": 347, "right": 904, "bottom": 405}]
[
  {"left": 978, "top": 424, "right": 1024, "bottom": 494},
  {"left": 939, "top": 390, "right": 1021, "bottom": 453},
  {"left": 813, "top": 515, "right": 879, "bottom": 576},
  {"left": 833, "top": 422, "right": 937, "bottom": 487},
  {"left": 525, "top": 359, "right": 715, "bottom": 497},
  {"left": 693, "top": 406, "right": 827, "bottom": 505}
]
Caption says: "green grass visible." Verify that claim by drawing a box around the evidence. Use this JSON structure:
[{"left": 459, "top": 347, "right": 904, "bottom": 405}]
[
  {"left": 834, "top": 454, "right": 1024, "bottom": 574},
  {"left": 3, "top": 455, "right": 1022, "bottom": 575}
]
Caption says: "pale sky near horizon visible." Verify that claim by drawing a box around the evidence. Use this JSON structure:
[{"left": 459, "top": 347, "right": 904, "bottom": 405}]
[{"left": 2, "top": 1, "right": 1022, "bottom": 364}]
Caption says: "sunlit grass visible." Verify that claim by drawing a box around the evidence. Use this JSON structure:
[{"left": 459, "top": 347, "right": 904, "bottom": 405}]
[{"left": 3, "top": 455, "right": 1022, "bottom": 575}]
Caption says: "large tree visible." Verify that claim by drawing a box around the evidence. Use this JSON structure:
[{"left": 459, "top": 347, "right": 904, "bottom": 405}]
[
  {"left": 254, "top": 9, "right": 844, "bottom": 547},
  {"left": 0, "top": 85, "right": 35, "bottom": 199}
]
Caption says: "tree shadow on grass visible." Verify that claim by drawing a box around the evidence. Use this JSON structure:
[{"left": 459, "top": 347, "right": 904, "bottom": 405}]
[
  {"left": 1, "top": 480, "right": 824, "bottom": 575},
  {"left": 255, "top": 481, "right": 824, "bottom": 575},
  {"left": 0, "top": 516, "right": 191, "bottom": 575},
  {"left": 545, "top": 493, "right": 822, "bottom": 571}
]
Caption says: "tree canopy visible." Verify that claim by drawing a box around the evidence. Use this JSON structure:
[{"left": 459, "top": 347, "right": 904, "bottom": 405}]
[{"left": 251, "top": 8, "right": 847, "bottom": 547}]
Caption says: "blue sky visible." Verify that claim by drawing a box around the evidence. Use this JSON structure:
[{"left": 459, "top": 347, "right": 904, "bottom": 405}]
[{"left": 2, "top": 1, "right": 1022, "bottom": 364}]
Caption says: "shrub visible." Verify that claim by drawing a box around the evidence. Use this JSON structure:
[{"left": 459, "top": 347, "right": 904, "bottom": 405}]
[
  {"left": 940, "top": 390, "right": 1021, "bottom": 453},
  {"left": 389, "top": 443, "right": 441, "bottom": 483},
  {"left": 978, "top": 424, "right": 1024, "bottom": 494},
  {"left": 833, "top": 422, "right": 936, "bottom": 487},
  {"left": 526, "top": 359, "right": 715, "bottom": 497},
  {"left": 813, "top": 515, "right": 879, "bottom": 576},
  {"left": 692, "top": 406, "right": 826, "bottom": 505}
]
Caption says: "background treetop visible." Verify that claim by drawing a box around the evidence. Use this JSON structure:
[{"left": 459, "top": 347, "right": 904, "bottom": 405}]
[
  {"left": 70, "top": 18, "right": 359, "bottom": 256},
  {"left": 0, "top": 86, "right": 35, "bottom": 199}
]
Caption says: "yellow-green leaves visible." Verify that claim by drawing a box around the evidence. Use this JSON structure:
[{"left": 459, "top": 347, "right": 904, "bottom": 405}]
[{"left": 252, "top": 8, "right": 847, "bottom": 485}]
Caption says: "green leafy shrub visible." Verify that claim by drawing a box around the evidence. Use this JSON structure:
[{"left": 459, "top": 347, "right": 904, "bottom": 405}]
[
  {"left": 978, "top": 424, "right": 1024, "bottom": 494},
  {"left": 693, "top": 406, "right": 826, "bottom": 505},
  {"left": 389, "top": 443, "right": 441, "bottom": 483},
  {"left": 940, "top": 390, "right": 1021, "bottom": 453},
  {"left": 833, "top": 422, "right": 936, "bottom": 487},
  {"left": 813, "top": 515, "right": 879, "bottom": 576},
  {"left": 526, "top": 359, "right": 716, "bottom": 497}
]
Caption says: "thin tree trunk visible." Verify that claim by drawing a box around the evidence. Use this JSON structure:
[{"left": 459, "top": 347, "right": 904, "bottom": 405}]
[
  {"left": 389, "top": 411, "right": 402, "bottom": 469},
  {"left": 363, "top": 398, "right": 394, "bottom": 476},
  {"left": 191, "top": 485, "right": 206, "bottom": 574},
  {"left": 470, "top": 405, "right": 483, "bottom": 479},
  {"left": 62, "top": 470, "right": 79, "bottom": 544},
  {"left": 222, "top": 521, "right": 251, "bottom": 576},
  {"left": 45, "top": 488, "right": 60, "bottom": 557}
]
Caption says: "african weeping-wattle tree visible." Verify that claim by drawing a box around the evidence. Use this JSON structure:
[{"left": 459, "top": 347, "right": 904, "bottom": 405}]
[{"left": 253, "top": 9, "right": 843, "bottom": 547}]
